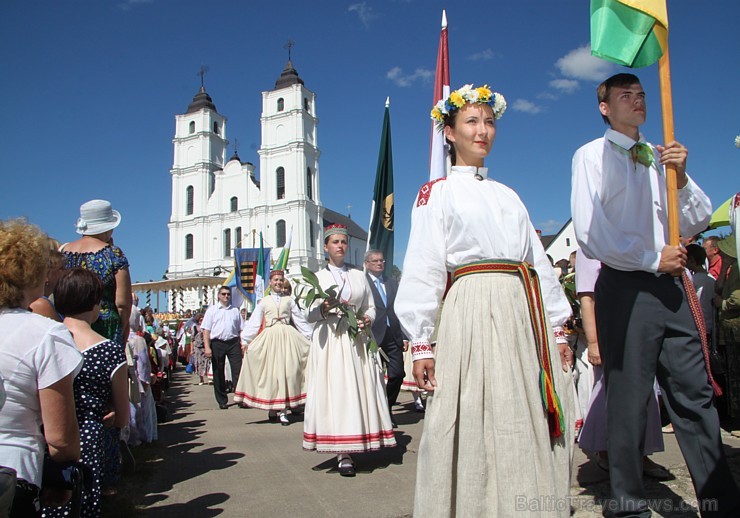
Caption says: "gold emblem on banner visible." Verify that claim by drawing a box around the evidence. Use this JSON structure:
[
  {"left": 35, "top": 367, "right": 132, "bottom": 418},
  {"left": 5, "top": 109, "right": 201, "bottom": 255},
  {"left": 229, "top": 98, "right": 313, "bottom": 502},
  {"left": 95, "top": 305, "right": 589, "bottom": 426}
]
[{"left": 383, "top": 194, "right": 394, "bottom": 231}]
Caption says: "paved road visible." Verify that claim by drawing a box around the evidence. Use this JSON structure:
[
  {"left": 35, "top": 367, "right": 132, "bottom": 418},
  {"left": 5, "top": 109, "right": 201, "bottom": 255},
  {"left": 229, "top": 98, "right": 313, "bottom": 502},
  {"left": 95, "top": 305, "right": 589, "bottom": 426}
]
[{"left": 137, "top": 370, "right": 740, "bottom": 517}]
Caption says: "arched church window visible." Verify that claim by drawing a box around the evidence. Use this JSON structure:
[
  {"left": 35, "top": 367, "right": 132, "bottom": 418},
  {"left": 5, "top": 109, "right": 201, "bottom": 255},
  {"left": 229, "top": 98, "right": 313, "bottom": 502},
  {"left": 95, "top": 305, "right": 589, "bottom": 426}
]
[
  {"left": 209, "top": 172, "right": 215, "bottom": 196},
  {"left": 235, "top": 227, "right": 242, "bottom": 249},
  {"left": 185, "top": 234, "right": 194, "bottom": 259},
  {"left": 277, "top": 98, "right": 284, "bottom": 112},
  {"left": 223, "top": 229, "right": 231, "bottom": 257},
  {"left": 186, "top": 186, "right": 194, "bottom": 215},
  {"left": 230, "top": 197, "right": 238, "bottom": 212},
  {"left": 189, "top": 121, "right": 195, "bottom": 134},
  {"left": 306, "top": 168, "right": 313, "bottom": 200},
  {"left": 276, "top": 220, "right": 286, "bottom": 248},
  {"left": 304, "top": 98, "right": 309, "bottom": 112},
  {"left": 309, "top": 220, "right": 314, "bottom": 247},
  {"left": 276, "top": 167, "right": 285, "bottom": 200},
  {"left": 213, "top": 121, "right": 220, "bottom": 135}
]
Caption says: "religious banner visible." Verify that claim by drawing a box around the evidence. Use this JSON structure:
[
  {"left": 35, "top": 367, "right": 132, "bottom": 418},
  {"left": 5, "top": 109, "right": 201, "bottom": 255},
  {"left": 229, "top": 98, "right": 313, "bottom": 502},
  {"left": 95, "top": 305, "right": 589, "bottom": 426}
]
[
  {"left": 234, "top": 244, "right": 271, "bottom": 306},
  {"left": 368, "top": 98, "right": 395, "bottom": 278}
]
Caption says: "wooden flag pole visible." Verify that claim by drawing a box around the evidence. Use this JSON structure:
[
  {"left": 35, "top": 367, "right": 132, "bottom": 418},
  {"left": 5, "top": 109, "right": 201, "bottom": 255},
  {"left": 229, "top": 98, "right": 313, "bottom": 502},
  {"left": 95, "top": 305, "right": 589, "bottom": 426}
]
[{"left": 658, "top": 47, "right": 680, "bottom": 246}]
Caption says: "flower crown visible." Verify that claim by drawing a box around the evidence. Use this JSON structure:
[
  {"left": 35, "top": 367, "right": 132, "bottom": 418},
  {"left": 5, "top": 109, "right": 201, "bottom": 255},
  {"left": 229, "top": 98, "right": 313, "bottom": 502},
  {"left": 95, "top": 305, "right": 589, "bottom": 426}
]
[{"left": 431, "top": 84, "right": 507, "bottom": 130}]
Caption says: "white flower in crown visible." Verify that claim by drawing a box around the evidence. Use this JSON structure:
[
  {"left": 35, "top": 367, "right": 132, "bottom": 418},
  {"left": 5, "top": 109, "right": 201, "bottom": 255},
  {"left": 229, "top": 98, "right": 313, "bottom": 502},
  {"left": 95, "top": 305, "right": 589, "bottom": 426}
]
[
  {"left": 458, "top": 84, "right": 475, "bottom": 99},
  {"left": 493, "top": 94, "right": 507, "bottom": 118},
  {"left": 735, "top": 135, "right": 740, "bottom": 148}
]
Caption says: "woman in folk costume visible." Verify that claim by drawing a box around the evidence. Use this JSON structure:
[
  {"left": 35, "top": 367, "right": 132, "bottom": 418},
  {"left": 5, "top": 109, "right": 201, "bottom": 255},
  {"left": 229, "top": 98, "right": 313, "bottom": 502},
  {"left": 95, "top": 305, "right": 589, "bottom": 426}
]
[
  {"left": 395, "top": 84, "right": 575, "bottom": 517},
  {"left": 233, "top": 270, "right": 312, "bottom": 425},
  {"left": 302, "top": 224, "right": 396, "bottom": 477}
]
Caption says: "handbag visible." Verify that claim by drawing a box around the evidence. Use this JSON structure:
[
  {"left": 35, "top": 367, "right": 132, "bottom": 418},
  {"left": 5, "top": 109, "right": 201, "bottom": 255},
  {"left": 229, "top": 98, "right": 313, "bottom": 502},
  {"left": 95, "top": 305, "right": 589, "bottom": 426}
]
[
  {"left": 128, "top": 368, "right": 142, "bottom": 404},
  {"left": 125, "top": 342, "right": 142, "bottom": 404},
  {"left": 185, "top": 362, "right": 194, "bottom": 374},
  {"left": 41, "top": 457, "right": 91, "bottom": 516}
]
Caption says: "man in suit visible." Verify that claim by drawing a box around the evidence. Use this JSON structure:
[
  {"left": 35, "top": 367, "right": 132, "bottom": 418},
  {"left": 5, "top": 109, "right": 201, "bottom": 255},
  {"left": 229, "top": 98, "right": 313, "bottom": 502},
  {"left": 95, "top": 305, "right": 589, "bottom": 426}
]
[{"left": 365, "top": 249, "right": 406, "bottom": 426}]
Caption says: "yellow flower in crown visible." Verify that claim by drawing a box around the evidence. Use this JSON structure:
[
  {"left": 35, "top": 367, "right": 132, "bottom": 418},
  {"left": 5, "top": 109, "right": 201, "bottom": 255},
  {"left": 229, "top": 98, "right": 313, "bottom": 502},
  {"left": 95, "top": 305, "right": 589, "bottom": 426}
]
[
  {"left": 448, "top": 91, "right": 465, "bottom": 109},
  {"left": 431, "top": 106, "right": 444, "bottom": 122},
  {"left": 476, "top": 85, "right": 492, "bottom": 102}
]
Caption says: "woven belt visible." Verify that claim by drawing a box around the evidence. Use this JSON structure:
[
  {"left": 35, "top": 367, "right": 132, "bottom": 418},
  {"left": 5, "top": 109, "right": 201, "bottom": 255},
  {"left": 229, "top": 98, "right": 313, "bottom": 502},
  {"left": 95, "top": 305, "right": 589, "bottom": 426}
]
[
  {"left": 452, "top": 260, "right": 565, "bottom": 438},
  {"left": 681, "top": 271, "right": 722, "bottom": 396}
]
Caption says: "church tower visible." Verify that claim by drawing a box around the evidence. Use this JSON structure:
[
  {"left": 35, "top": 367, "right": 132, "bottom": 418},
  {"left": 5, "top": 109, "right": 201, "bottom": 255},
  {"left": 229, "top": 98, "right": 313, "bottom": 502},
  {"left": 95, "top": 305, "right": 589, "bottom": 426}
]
[
  {"left": 168, "top": 84, "right": 228, "bottom": 277},
  {"left": 258, "top": 59, "right": 323, "bottom": 272}
]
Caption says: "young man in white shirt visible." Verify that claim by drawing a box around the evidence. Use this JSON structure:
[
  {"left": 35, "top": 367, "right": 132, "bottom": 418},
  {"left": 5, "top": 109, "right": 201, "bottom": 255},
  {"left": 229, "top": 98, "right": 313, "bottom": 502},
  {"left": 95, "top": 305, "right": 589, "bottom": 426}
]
[
  {"left": 571, "top": 73, "right": 738, "bottom": 517},
  {"left": 201, "top": 286, "right": 243, "bottom": 409}
]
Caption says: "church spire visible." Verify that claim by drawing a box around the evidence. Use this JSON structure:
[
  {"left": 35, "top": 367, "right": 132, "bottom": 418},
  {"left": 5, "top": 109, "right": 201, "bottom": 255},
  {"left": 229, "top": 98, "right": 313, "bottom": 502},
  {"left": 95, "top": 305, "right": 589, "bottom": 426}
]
[
  {"left": 274, "top": 39, "right": 304, "bottom": 89},
  {"left": 187, "top": 65, "right": 218, "bottom": 113},
  {"left": 229, "top": 139, "right": 241, "bottom": 163}
]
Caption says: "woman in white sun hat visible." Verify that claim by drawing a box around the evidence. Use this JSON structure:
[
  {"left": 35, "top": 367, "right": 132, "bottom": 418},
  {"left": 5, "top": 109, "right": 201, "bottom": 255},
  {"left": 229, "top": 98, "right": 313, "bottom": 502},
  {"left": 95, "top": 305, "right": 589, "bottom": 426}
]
[{"left": 61, "top": 200, "right": 131, "bottom": 345}]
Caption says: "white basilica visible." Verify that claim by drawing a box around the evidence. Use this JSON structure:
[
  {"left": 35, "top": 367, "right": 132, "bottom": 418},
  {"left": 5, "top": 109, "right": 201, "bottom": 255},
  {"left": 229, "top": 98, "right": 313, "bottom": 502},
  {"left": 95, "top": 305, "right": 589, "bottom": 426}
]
[{"left": 166, "top": 60, "right": 367, "bottom": 289}]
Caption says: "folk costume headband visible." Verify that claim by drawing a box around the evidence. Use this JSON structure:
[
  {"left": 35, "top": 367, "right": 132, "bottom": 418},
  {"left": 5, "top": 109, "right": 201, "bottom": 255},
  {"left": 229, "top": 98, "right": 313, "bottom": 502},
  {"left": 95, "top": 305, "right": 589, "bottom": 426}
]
[
  {"left": 324, "top": 223, "right": 348, "bottom": 240},
  {"left": 431, "top": 84, "right": 507, "bottom": 131},
  {"left": 270, "top": 269, "right": 285, "bottom": 278}
]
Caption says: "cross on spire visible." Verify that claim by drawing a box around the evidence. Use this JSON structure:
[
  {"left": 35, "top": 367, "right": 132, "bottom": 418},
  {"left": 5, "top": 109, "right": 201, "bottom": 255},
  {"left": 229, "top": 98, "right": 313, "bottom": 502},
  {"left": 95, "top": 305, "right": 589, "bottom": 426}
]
[
  {"left": 198, "top": 65, "right": 209, "bottom": 88},
  {"left": 346, "top": 204, "right": 352, "bottom": 219},
  {"left": 283, "top": 38, "right": 295, "bottom": 61}
]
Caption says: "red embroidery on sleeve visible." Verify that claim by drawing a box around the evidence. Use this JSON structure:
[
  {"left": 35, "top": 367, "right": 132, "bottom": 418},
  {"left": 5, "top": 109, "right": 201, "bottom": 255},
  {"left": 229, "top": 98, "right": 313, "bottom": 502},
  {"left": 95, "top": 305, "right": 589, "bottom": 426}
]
[{"left": 416, "top": 177, "right": 446, "bottom": 207}]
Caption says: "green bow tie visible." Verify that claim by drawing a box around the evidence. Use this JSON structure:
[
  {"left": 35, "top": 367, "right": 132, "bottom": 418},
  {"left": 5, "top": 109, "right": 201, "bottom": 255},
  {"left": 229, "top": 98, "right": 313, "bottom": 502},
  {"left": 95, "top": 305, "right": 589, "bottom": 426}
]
[{"left": 630, "top": 142, "right": 654, "bottom": 167}]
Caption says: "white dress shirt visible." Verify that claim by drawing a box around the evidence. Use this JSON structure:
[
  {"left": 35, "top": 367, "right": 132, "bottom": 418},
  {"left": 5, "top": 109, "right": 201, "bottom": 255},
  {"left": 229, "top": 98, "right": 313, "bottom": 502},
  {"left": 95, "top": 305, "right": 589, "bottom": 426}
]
[
  {"left": 201, "top": 303, "right": 242, "bottom": 340},
  {"left": 396, "top": 166, "right": 572, "bottom": 346},
  {"left": 571, "top": 129, "right": 712, "bottom": 273}
]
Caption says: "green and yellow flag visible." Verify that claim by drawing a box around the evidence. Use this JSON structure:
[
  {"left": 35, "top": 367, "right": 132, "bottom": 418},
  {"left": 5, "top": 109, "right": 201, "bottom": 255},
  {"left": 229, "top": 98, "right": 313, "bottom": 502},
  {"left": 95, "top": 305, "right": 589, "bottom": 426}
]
[{"left": 590, "top": 0, "right": 668, "bottom": 68}]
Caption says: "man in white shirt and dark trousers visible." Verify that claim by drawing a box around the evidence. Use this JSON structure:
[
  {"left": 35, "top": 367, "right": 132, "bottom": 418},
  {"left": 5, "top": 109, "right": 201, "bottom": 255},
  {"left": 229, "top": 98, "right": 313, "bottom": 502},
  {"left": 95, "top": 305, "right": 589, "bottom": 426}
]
[
  {"left": 201, "top": 285, "right": 244, "bottom": 409},
  {"left": 571, "top": 72, "right": 738, "bottom": 517},
  {"left": 365, "top": 250, "right": 406, "bottom": 427}
]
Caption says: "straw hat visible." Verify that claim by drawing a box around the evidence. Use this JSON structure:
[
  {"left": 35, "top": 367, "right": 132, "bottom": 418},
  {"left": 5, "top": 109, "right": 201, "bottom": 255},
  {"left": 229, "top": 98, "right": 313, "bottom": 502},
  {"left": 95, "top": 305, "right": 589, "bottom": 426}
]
[
  {"left": 717, "top": 234, "right": 736, "bottom": 259},
  {"left": 75, "top": 199, "right": 121, "bottom": 235}
]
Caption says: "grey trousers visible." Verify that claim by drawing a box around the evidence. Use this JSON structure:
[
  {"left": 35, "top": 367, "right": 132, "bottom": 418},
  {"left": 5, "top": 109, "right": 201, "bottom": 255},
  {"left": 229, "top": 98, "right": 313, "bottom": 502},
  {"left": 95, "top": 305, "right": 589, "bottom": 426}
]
[{"left": 596, "top": 266, "right": 739, "bottom": 517}]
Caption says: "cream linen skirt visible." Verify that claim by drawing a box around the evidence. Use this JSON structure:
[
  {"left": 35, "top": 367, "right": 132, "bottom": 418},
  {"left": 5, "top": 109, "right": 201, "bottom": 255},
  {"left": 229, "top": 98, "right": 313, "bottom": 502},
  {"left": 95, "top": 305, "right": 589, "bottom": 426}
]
[
  {"left": 414, "top": 272, "right": 574, "bottom": 518},
  {"left": 233, "top": 323, "right": 310, "bottom": 410}
]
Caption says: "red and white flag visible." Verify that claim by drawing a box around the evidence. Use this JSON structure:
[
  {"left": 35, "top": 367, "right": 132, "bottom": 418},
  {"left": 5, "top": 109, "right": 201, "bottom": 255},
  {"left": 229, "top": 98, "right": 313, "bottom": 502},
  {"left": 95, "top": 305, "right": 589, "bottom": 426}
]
[{"left": 429, "top": 10, "right": 450, "bottom": 181}]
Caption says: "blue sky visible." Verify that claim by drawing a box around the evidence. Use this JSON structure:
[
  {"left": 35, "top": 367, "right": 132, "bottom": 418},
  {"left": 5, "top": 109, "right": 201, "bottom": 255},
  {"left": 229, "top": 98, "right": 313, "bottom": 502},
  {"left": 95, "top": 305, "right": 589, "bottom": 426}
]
[{"left": 2, "top": 0, "right": 738, "bottom": 284}]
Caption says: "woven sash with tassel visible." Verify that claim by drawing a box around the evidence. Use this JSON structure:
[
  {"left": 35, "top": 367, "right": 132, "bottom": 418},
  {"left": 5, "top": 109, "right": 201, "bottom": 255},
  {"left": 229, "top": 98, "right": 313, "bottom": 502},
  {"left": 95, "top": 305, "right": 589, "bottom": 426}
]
[
  {"left": 681, "top": 271, "right": 722, "bottom": 396},
  {"left": 452, "top": 260, "right": 565, "bottom": 438}
]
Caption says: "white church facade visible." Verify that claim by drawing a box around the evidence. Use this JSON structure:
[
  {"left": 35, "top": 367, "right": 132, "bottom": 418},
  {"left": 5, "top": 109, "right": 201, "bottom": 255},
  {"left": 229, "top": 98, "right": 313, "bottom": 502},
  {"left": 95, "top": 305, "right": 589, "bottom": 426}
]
[{"left": 166, "top": 60, "right": 367, "bottom": 292}]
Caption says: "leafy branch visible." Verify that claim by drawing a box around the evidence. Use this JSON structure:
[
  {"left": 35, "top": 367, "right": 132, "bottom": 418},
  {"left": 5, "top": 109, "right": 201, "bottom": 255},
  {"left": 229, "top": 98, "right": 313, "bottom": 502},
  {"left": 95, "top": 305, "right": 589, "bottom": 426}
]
[{"left": 294, "top": 266, "right": 379, "bottom": 355}]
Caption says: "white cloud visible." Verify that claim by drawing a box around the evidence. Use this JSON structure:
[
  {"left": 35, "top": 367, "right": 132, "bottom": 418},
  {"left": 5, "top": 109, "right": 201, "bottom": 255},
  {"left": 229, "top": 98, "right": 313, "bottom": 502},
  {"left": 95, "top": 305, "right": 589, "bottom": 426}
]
[
  {"left": 348, "top": 2, "right": 379, "bottom": 27},
  {"left": 550, "top": 78, "right": 580, "bottom": 94},
  {"left": 538, "top": 219, "right": 562, "bottom": 233},
  {"left": 537, "top": 92, "right": 558, "bottom": 101},
  {"left": 466, "top": 49, "right": 495, "bottom": 61},
  {"left": 511, "top": 99, "right": 543, "bottom": 115},
  {"left": 386, "top": 67, "right": 433, "bottom": 87},
  {"left": 555, "top": 44, "right": 615, "bottom": 81},
  {"left": 118, "top": 0, "right": 153, "bottom": 11}
]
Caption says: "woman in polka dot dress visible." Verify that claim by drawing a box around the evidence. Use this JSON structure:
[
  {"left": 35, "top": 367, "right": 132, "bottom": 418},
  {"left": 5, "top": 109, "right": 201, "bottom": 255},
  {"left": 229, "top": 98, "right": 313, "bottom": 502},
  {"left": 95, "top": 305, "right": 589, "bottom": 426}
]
[{"left": 43, "top": 268, "right": 129, "bottom": 517}]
